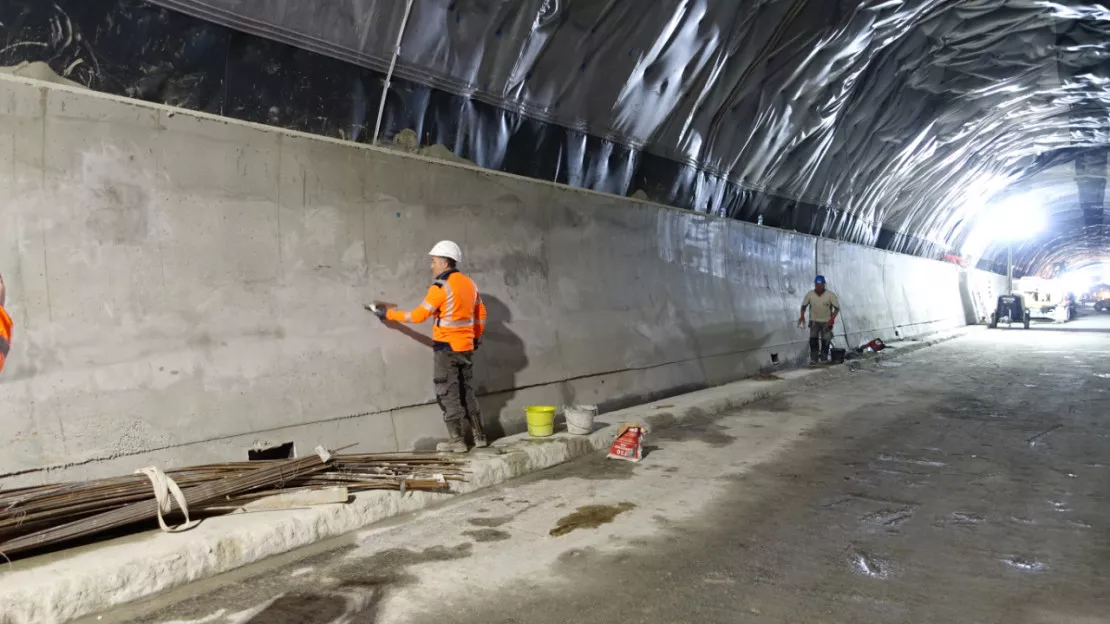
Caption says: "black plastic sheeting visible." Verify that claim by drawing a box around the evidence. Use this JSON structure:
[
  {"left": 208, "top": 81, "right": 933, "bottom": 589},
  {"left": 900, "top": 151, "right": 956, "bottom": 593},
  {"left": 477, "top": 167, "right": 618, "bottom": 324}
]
[{"left": 4, "top": 0, "right": 1109, "bottom": 276}]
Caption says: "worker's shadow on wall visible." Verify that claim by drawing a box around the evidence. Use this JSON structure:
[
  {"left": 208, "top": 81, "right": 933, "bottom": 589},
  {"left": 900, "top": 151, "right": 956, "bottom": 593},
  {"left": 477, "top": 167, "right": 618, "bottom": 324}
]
[
  {"left": 379, "top": 318, "right": 436, "bottom": 349},
  {"left": 473, "top": 294, "right": 528, "bottom": 440}
]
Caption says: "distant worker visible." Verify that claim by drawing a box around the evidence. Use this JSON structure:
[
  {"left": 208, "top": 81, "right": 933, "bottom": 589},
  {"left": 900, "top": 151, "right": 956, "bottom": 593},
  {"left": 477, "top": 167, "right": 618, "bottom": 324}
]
[
  {"left": 0, "top": 271, "right": 11, "bottom": 374},
  {"left": 798, "top": 275, "right": 840, "bottom": 364},
  {"left": 370, "top": 241, "right": 488, "bottom": 453}
]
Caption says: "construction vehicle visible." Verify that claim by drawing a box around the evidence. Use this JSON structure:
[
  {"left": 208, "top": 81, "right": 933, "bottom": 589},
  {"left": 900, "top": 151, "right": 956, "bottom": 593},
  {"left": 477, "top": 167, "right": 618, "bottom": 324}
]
[{"left": 989, "top": 294, "right": 1031, "bottom": 329}]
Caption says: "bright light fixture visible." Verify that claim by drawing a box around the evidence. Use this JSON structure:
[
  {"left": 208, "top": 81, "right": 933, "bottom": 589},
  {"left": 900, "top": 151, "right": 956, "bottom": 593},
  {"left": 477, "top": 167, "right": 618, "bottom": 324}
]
[
  {"left": 988, "top": 197, "right": 1046, "bottom": 241},
  {"left": 961, "top": 194, "right": 1047, "bottom": 259}
]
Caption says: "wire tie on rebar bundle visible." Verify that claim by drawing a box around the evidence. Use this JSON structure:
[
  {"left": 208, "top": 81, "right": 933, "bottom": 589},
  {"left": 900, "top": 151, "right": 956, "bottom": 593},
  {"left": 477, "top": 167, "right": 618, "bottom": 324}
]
[{"left": 135, "top": 466, "right": 200, "bottom": 533}]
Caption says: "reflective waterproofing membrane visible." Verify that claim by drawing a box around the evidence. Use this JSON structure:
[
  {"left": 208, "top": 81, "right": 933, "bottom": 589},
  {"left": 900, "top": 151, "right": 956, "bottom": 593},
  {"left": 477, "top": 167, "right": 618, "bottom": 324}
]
[{"left": 3, "top": 0, "right": 1109, "bottom": 274}]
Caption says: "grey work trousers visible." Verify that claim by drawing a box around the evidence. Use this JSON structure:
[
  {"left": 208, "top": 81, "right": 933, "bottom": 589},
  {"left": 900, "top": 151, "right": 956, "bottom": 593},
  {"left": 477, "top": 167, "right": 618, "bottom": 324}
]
[
  {"left": 433, "top": 350, "right": 483, "bottom": 435},
  {"left": 808, "top": 321, "right": 832, "bottom": 362}
]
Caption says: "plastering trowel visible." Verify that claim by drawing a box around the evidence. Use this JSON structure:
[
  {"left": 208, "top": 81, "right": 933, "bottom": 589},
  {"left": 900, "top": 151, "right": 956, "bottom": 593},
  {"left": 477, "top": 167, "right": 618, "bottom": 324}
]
[{"left": 363, "top": 301, "right": 397, "bottom": 314}]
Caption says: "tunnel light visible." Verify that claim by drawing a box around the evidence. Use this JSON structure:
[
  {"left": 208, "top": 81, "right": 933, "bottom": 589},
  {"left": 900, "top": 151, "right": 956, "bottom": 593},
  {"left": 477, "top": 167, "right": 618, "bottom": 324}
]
[
  {"left": 960, "top": 196, "right": 1045, "bottom": 260},
  {"left": 990, "top": 198, "right": 1045, "bottom": 241}
]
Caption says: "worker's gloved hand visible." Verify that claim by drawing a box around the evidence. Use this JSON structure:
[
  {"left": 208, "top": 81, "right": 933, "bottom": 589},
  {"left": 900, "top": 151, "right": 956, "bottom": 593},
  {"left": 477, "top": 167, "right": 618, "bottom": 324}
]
[
  {"left": 828, "top": 319, "right": 835, "bottom": 329},
  {"left": 473, "top": 338, "right": 482, "bottom": 351},
  {"left": 365, "top": 304, "right": 387, "bottom": 321},
  {"left": 797, "top": 319, "right": 805, "bottom": 329}
]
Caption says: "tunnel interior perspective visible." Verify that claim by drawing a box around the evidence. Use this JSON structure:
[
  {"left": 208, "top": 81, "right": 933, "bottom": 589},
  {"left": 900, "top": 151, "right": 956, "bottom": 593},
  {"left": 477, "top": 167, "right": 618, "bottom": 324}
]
[{"left": 3, "top": 2, "right": 1110, "bottom": 622}]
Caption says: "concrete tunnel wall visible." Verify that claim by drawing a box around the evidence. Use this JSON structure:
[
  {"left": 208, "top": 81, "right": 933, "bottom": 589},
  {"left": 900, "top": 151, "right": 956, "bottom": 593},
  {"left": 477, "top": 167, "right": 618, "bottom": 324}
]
[{"left": 0, "top": 75, "right": 1008, "bottom": 485}]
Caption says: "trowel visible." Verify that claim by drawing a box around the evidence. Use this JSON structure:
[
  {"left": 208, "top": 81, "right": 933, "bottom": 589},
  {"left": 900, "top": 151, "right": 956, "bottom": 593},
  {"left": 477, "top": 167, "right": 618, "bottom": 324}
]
[{"left": 363, "top": 301, "right": 397, "bottom": 313}]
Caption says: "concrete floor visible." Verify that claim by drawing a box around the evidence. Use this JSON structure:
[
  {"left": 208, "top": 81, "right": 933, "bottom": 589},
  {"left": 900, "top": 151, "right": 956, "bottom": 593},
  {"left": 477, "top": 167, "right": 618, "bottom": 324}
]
[{"left": 102, "top": 315, "right": 1110, "bottom": 624}]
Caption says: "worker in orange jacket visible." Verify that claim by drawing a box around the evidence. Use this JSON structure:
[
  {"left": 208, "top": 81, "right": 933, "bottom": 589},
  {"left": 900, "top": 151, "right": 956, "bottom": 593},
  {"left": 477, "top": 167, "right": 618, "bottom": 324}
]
[
  {"left": 370, "top": 241, "right": 488, "bottom": 453},
  {"left": 0, "top": 271, "right": 12, "bottom": 375}
]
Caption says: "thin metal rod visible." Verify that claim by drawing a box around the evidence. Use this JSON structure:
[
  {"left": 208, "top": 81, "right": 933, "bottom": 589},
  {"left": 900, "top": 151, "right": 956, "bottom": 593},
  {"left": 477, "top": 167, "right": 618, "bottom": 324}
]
[
  {"left": 372, "top": 0, "right": 415, "bottom": 146},
  {"left": 1007, "top": 243, "right": 1013, "bottom": 293}
]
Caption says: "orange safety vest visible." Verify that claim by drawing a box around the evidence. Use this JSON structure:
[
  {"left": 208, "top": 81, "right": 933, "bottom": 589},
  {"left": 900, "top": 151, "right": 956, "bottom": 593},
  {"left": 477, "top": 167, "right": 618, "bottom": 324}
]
[
  {"left": 0, "top": 305, "right": 12, "bottom": 374},
  {"left": 386, "top": 269, "right": 486, "bottom": 352}
]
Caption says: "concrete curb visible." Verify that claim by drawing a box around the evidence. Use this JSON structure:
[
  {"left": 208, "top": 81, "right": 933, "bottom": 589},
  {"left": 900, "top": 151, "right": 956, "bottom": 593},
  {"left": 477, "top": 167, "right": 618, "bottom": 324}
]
[{"left": 0, "top": 327, "right": 972, "bottom": 624}]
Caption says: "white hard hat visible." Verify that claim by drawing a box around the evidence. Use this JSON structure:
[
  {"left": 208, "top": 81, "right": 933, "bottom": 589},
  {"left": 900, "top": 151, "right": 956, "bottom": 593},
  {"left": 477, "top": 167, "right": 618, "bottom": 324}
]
[{"left": 428, "top": 240, "right": 462, "bottom": 262}]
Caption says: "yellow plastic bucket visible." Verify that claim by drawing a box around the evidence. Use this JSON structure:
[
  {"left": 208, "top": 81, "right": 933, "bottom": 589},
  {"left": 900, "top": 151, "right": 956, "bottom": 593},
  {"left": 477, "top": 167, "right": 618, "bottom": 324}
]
[{"left": 525, "top": 405, "right": 557, "bottom": 437}]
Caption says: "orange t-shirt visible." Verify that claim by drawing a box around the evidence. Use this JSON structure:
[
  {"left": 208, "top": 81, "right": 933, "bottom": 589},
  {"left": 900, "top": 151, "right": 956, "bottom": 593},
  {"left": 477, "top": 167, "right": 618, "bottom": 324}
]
[{"left": 0, "top": 305, "right": 12, "bottom": 374}]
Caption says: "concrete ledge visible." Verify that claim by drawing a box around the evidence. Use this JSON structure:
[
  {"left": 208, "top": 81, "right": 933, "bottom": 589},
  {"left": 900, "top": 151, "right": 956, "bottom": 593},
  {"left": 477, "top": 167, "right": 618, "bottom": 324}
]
[{"left": 0, "top": 327, "right": 971, "bottom": 624}]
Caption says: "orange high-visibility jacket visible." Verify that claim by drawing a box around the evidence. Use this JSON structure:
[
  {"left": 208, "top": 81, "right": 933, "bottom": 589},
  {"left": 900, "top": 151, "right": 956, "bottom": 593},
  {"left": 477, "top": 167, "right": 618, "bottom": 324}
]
[
  {"left": 386, "top": 269, "right": 486, "bottom": 352},
  {"left": 0, "top": 305, "right": 12, "bottom": 374}
]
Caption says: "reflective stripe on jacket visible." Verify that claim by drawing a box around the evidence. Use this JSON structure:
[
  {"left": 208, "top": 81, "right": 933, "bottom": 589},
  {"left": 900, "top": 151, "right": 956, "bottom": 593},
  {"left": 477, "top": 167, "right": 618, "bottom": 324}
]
[
  {"left": 386, "top": 269, "right": 486, "bottom": 352},
  {"left": 0, "top": 305, "right": 12, "bottom": 374}
]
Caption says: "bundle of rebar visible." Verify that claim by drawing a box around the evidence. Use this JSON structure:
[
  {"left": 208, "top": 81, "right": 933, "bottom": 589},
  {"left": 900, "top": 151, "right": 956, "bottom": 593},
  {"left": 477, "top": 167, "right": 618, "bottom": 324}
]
[{"left": 0, "top": 451, "right": 466, "bottom": 558}]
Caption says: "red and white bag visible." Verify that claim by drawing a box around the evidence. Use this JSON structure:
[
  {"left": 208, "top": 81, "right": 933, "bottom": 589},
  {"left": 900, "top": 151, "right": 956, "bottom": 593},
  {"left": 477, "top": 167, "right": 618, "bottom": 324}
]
[{"left": 607, "top": 422, "right": 645, "bottom": 463}]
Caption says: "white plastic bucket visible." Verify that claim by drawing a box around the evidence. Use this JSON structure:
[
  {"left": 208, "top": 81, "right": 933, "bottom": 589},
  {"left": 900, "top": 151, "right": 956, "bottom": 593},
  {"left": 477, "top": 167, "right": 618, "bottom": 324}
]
[{"left": 565, "top": 405, "right": 598, "bottom": 435}]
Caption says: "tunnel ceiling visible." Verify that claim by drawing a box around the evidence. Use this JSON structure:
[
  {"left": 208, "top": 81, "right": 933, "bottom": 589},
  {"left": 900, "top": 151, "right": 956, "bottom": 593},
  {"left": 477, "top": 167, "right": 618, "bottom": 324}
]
[{"left": 5, "top": 0, "right": 1110, "bottom": 276}]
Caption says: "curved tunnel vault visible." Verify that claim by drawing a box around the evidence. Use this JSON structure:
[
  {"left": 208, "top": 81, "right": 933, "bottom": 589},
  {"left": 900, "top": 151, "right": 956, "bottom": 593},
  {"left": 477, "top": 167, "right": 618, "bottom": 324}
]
[{"left": 2, "top": 0, "right": 1109, "bottom": 276}]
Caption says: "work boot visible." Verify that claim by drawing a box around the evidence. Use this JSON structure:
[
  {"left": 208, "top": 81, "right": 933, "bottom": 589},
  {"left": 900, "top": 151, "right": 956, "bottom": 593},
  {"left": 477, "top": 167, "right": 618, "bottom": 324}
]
[
  {"left": 436, "top": 420, "right": 468, "bottom": 454},
  {"left": 468, "top": 413, "right": 488, "bottom": 448},
  {"left": 436, "top": 439, "right": 467, "bottom": 453}
]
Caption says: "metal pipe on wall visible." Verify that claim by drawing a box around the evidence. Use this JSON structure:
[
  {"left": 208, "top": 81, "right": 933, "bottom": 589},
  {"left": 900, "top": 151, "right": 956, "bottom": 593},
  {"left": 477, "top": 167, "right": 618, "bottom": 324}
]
[
  {"left": 1007, "top": 244, "right": 1013, "bottom": 293},
  {"left": 372, "top": 0, "right": 415, "bottom": 146}
]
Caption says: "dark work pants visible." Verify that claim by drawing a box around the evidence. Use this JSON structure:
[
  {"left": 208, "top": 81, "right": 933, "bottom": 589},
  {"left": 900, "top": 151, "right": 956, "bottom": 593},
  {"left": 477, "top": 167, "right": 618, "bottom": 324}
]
[
  {"left": 434, "top": 350, "right": 484, "bottom": 438},
  {"left": 808, "top": 321, "right": 832, "bottom": 362}
]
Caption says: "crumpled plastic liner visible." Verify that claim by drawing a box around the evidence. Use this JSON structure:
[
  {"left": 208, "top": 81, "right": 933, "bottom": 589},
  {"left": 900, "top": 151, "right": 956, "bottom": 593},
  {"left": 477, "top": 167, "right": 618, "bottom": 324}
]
[{"left": 5, "top": 0, "right": 1109, "bottom": 274}]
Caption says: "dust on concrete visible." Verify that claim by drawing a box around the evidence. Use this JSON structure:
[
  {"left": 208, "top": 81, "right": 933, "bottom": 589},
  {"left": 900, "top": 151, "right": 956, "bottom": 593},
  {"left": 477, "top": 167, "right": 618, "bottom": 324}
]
[
  {"left": 549, "top": 503, "right": 636, "bottom": 537},
  {"left": 462, "top": 529, "right": 511, "bottom": 543}
]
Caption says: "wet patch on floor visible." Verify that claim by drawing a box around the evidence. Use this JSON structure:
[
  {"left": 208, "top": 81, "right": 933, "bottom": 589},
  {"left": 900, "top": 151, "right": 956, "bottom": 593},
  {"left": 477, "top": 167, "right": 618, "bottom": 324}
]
[
  {"left": 462, "top": 529, "right": 511, "bottom": 543},
  {"left": 654, "top": 421, "right": 736, "bottom": 447},
  {"left": 549, "top": 503, "right": 637, "bottom": 537},
  {"left": 327, "top": 543, "right": 474, "bottom": 588},
  {"left": 468, "top": 515, "right": 513, "bottom": 528},
  {"left": 753, "top": 395, "right": 792, "bottom": 413},
  {"left": 232, "top": 543, "right": 475, "bottom": 624},
  {"left": 243, "top": 590, "right": 383, "bottom": 624},
  {"left": 536, "top": 451, "right": 638, "bottom": 481}
]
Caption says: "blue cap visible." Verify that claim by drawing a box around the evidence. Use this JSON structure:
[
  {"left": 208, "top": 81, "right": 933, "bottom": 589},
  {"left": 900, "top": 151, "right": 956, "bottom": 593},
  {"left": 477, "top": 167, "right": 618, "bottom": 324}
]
[{"left": 815, "top": 275, "right": 826, "bottom": 284}]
